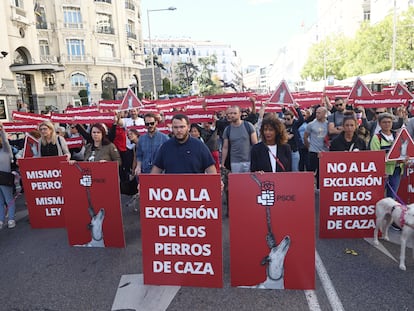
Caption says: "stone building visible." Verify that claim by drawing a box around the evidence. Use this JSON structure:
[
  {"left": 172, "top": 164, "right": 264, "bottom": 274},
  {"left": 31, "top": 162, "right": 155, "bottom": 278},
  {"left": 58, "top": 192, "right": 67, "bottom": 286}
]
[{"left": 0, "top": 0, "right": 144, "bottom": 119}]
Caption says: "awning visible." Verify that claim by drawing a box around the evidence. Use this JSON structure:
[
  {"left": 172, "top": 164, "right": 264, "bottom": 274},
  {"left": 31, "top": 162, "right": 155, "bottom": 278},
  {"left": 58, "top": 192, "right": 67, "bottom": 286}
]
[{"left": 9, "top": 63, "right": 65, "bottom": 73}]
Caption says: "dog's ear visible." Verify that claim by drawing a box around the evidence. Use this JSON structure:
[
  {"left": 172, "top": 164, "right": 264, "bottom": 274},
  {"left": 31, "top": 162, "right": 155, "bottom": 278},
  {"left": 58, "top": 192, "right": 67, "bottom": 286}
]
[{"left": 88, "top": 207, "right": 95, "bottom": 218}]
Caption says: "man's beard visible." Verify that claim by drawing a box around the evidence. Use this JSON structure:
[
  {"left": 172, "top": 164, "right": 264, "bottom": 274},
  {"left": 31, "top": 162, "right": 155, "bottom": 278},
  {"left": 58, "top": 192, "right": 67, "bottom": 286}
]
[{"left": 175, "top": 132, "right": 189, "bottom": 143}]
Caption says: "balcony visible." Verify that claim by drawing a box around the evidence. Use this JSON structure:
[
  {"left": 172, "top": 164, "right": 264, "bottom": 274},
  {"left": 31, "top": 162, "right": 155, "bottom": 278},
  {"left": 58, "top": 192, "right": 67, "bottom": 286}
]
[
  {"left": 36, "top": 22, "right": 48, "bottom": 29},
  {"left": 127, "top": 32, "right": 137, "bottom": 39},
  {"left": 40, "top": 55, "right": 59, "bottom": 63},
  {"left": 94, "top": 0, "right": 111, "bottom": 3},
  {"left": 64, "top": 22, "right": 83, "bottom": 29},
  {"left": 63, "top": 54, "right": 93, "bottom": 64},
  {"left": 96, "top": 26, "right": 114, "bottom": 34}
]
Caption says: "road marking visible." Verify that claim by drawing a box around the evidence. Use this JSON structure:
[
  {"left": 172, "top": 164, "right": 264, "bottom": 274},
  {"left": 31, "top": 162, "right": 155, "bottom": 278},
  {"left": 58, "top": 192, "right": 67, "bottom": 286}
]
[
  {"left": 315, "top": 251, "right": 345, "bottom": 311},
  {"left": 364, "top": 238, "right": 398, "bottom": 262},
  {"left": 112, "top": 274, "right": 180, "bottom": 311},
  {"left": 304, "top": 290, "right": 322, "bottom": 311}
]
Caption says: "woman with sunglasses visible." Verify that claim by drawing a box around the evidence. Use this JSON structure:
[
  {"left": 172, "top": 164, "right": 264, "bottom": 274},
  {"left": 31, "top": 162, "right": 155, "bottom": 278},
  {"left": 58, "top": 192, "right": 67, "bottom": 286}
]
[
  {"left": 38, "top": 120, "right": 71, "bottom": 160},
  {"left": 329, "top": 112, "right": 367, "bottom": 151},
  {"left": 250, "top": 114, "right": 292, "bottom": 173}
]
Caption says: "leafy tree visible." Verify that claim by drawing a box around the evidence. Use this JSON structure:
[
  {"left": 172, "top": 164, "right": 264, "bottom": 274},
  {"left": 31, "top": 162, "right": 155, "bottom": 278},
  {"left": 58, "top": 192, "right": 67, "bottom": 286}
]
[
  {"left": 197, "top": 55, "right": 221, "bottom": 95},
  {"left": 175, "top": 62, "right": 199, "bottom": 92},
  {"left": 301, "top": 7, "right": 414, "bottom": 81}
]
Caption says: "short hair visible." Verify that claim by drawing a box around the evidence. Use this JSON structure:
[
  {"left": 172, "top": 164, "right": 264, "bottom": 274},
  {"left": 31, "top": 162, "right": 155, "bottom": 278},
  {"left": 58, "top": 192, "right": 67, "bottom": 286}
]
[
  {"left": 377, "top": 112, "right": 394, "bottom": 123},
  {"left": 172, "top": 113, "right": 189, "bottom": 125},
  {"left": 335, "top": 97, "right": 344, "bottom": 103},
  {"left": 128, "top": 128, "right": 140, "bottom": 137},
  {"left": 144, "top": 112, "right": 156, "bottom": 120},
  {"left": 283, "top": 110, "right": 294, "bottom": 117}
]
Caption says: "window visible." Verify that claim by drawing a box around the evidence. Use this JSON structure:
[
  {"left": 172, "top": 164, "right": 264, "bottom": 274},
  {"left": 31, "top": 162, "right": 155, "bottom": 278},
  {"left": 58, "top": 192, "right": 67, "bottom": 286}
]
[
  {"left": 94, "top": 0, "right": 111, "bottom": 3},
  {"left": 36, "top": 6, "right": 47, "bottom": 29},
  {"left": 66, "top": 39, "right": 85, "bottom": 57},
  {"left": 13, "top": 0, "right": 24, "bottom": 8},
  {"left": 99, "top": 43, "right": 114, "bottom": 58},
  {"left": 39, "top": 40, "right": 50, "bottom": 56},
  {"left": 126, "top": 20, "right": 136, "bottom": 39},
  {"left": 125, "top": 0, "right": 135, "bottom": 10},
  {"left": 71, "top": 72, "right": 87, "bottom": 87},
  {"left": 63, "top": 7, "right": 82, "bottom": 28},
  {"left": 96, "top": 13, "right": 113, "bottom": 34}
]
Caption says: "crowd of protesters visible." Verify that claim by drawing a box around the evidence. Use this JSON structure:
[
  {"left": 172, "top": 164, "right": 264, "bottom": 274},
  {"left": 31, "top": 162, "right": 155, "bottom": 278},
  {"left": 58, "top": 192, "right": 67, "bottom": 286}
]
[{"left": 2, "top": 94, "right": 414, "bottom": 228}]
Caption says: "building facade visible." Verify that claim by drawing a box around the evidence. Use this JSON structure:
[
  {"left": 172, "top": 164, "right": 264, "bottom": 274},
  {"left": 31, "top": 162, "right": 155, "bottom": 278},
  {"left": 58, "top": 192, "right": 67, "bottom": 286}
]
[
  {"left": 0, "top": 0, "right": 145, "bottom": 119},
  {"left": 143, "top": 38, "right": 242, "bottom": 94}
]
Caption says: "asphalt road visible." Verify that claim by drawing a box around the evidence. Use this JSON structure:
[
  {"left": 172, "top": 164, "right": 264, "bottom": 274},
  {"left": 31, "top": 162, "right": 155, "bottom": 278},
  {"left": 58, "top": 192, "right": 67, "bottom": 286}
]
[{"left": 1, "top": 192, "right": 414, "bottom": 311}]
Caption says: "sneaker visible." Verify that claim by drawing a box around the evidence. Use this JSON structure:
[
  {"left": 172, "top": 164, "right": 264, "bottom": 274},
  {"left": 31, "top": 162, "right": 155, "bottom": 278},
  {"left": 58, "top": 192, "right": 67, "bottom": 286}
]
[
  {"left": 8, "top": 220, "right": 16, "bottom": 229},
  {"left": 0, "top": 221, "right": 3, "bottom": 230}
]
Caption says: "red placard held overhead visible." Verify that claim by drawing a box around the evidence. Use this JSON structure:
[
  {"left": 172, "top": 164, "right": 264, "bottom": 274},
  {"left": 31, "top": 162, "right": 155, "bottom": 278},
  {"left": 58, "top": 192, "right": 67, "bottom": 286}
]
[
  {"left": 139, "top": 174, "right": 223, "bottom": 288},
  {"left": 386, "top": 126, "right": 414, "bottom": 161},
  {"left": 268, "top": 80, "right": 295, "bottom": 105},
  {"left": 119, "top": 87, "right": 143, "bottom": 111}
]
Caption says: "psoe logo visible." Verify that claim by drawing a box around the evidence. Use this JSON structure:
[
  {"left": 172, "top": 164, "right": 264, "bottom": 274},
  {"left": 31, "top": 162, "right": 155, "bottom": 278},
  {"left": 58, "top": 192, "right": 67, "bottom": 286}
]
[
  {"left": 256, "top": 181, "right": 275, "bottom": 206},
  {"left": 80, "top": 175, "right": 92, "bottom": 187}
]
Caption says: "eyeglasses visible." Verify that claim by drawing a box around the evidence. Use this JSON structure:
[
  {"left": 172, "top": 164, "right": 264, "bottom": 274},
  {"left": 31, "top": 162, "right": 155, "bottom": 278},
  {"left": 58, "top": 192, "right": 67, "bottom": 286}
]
[
  {"left": 335, "top": 103, "right": 344, "bottom": 107},
  {"left": 284, "top": 118, "right": 292, "bottom": 121},
  {"left": 376, "top": 111, "right": 386, "bottom": 114},
  {"left": 145, "top": 122, "right": 155, "bottom": 126}
]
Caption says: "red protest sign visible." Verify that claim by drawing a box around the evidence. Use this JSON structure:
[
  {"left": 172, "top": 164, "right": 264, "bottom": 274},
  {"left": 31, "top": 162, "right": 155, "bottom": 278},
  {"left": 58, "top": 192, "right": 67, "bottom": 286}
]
[
  {"left": 60, "top": 162, "right": 125, "bottom": 248},
  {"left": 319, "top": 151, "right": 385, "bottom": 238},
  {"left": 393, "top": 83, "right": 414, "bottom": 99},
  {"left": 64, "top": 106, "right": 99, "bottom": 114},
  {"left": 19, "top": 156, "right": 67, "bottom": 228},
  {"left": 229, "top": 172, "right": 315, "bottom": 289},
  {"left": 348, "top": 78, "right": 408, "bottom": 107},
  {"left": 163, "top": 110, "right": 214, "bottom": 124},
  {"left": 139, "top": 174, "right": 223, "bottom": 287},
  {"left": 268, "top": 80, "right": 295, "bottom": 104},
  {"left": 65, "top": 137, "right": 84, "bottom": 149},
  {"left": 23, "top": 134, "right": 40, "bottom": 158},
  {"left": 3, "top": 122, "right": 38, "bottom": 133},
  {"left": 51, "top": 113, "right": 74, "bottom": 124},
  {"left": 12, "top": 111, "right": 49, "bottom": 122},
  {"left": 386, "top": 126, "right": 414, "bottom": 161},
  {"left": 98, "top": 100, "right": 122, "bottom": 111},
  {"left": 119, "top": 88, "right": 143, "bottom": 111},
  {"left": 72, "top": 111, "right": 114, "bottom": 124},
  {"left": 204, "top": 93, "right": 253, "bottom": 109}
]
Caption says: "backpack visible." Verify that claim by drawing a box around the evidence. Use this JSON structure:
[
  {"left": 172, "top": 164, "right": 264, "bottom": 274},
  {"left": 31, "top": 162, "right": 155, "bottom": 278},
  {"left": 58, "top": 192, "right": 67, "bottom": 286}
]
[
  {"left": 223, "top": 121, "right": 254, "bottom": 170},
  {"left": 370, "top": 131, "right": 396, "bottom": 153}
]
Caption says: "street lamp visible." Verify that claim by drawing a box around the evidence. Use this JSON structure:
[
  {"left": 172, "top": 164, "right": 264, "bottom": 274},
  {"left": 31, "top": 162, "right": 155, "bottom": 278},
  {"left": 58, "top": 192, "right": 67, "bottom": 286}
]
[{"left": 147, "top": 6, "right": 177, "bottom": 100}]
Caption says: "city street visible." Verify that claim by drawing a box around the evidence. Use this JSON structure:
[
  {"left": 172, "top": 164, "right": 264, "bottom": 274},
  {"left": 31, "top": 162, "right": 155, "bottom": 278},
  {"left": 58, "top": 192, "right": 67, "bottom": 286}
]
[{"left": 1, "top": 191, "right": 414, "bottom": 311}]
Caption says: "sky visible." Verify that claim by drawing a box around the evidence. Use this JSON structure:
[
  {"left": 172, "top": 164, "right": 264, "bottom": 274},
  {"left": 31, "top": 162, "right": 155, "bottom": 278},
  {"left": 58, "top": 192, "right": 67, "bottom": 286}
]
[{"left": 141, "top": 0, "right": 318, "bottom": 67}]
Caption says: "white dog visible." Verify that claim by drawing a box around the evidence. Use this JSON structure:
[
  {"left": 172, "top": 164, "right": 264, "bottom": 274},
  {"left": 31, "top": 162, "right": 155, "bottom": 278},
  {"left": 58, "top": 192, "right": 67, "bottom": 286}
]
[
  {"left": 256, "top": 235, "right": 291, "bottom": 289},
  {"left": 373, "top": 198, "right": 414, "bottom": 270},
  {"left": 76, "top": 207, "right": 105, "bottom": 248}
]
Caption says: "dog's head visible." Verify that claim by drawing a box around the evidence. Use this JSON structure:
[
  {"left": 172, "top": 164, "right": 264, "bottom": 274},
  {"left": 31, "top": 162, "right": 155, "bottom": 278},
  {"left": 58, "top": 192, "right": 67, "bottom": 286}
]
[{"left": 267, "top": 236, "right": 291, "bottom": 280}]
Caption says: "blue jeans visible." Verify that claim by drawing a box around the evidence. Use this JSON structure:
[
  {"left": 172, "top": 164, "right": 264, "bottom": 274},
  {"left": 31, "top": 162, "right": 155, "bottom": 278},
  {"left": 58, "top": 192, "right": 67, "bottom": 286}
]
[
  {"left": 291, "top": 151, "right": 300, "bottom": 172},
  {"left": 0, "top": 185, "right": 15, "bottom": 222},
  {"left": 386, "top": 166, "right": 402, "bottom": 199}
]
